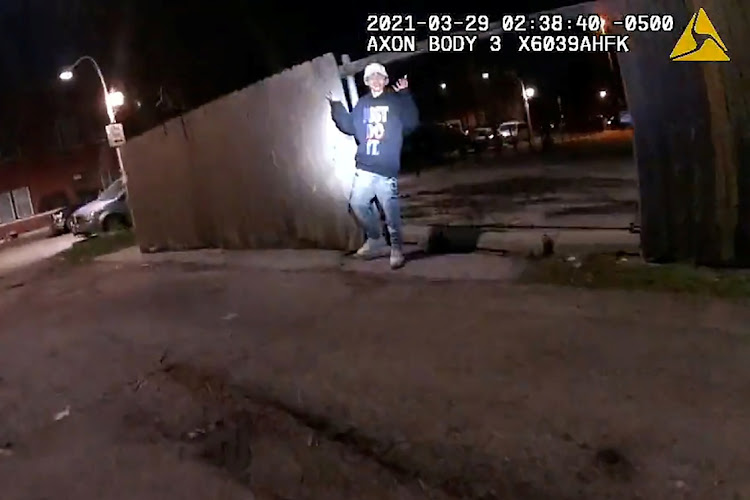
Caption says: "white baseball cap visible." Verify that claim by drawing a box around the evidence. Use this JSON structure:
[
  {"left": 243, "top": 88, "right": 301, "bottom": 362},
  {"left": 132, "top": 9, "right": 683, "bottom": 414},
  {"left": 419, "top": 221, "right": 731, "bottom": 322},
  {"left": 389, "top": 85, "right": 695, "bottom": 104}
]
[{"left": 363, "top": 62, "right": 388, "bottom": 83}]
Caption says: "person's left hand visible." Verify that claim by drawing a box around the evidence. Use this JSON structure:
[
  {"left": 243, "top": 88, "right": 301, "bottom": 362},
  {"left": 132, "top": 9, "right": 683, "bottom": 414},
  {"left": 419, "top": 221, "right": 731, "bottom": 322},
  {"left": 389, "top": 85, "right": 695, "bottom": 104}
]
[{"left": 393, "top": 76, "right": 408, "bottom": 92}]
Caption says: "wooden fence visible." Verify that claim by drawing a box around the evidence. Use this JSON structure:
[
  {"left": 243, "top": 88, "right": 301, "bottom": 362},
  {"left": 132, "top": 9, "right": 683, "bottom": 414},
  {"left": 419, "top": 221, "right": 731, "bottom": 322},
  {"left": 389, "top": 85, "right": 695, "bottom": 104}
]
[{"left": 121, "top": 53, "right": 360, "bottom": 252}]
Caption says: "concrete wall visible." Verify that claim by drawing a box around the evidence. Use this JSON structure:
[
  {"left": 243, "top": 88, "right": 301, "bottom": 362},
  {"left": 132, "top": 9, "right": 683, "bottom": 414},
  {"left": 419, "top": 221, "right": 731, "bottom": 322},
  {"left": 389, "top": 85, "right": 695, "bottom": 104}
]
[{"left": 122, "top": 53, "right": 360, "bottom": 252}]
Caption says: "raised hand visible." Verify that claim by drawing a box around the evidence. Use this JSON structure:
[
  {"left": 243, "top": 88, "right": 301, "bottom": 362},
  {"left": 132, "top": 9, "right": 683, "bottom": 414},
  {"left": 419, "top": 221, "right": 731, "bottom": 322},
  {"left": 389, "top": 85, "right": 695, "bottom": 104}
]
[{"left": 393, "top": 76, "right": 408, "bottom": 92}]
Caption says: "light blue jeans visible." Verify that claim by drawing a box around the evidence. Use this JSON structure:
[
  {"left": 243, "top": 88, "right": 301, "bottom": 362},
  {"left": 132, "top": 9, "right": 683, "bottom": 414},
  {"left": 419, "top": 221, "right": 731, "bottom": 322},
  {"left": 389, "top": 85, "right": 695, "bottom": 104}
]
[{"left": 349, "top": 168, "right": 402, "bottom": 248}]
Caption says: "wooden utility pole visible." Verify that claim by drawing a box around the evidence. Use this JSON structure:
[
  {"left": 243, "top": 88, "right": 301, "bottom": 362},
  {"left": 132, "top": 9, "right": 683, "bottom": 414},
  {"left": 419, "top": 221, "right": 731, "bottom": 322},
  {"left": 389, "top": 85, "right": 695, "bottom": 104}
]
[
  {"left": 691, "top": 0, "right": 750, "bottom": 264},
  {"left": 600, "top": 0, "right": 747, "bottom": 264}
]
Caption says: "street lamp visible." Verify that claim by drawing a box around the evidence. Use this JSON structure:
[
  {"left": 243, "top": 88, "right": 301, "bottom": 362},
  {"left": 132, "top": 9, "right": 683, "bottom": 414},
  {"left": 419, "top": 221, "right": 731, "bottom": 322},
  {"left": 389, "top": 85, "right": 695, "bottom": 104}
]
[
  {"left": 106, "top": 90, "right": 125, "bottom": 108},
  {"left": 439, "top": 82, "right": 447, "bottom": 90},
  {"left": 59, "top": 55, "right": 126, "bottom": 179},
  {"left": 599, "top": 90, "right": 608, "bottom": 99},
  {"left": 520, "top": 81, "right": 536, "bottom": 148},
  {"left": 481, "top": 72, "right": 489, "bottom": 80}
]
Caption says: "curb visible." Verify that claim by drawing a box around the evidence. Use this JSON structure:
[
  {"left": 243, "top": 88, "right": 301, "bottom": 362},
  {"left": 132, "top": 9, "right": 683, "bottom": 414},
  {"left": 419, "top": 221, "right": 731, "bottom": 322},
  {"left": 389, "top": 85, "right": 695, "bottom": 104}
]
[{"left": 402, "top": 224, "right": 640, "bottom": 256}]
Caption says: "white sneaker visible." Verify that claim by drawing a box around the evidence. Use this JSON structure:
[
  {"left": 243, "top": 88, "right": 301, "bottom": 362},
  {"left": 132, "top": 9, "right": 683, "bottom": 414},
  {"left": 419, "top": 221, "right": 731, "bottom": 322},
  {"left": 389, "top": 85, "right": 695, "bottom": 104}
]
[
  {"left": 356, "top": 237, "right": 388, "bottom": 258},
  {"left": 390, "top": 247, "right": 405, "bottom": 269}
]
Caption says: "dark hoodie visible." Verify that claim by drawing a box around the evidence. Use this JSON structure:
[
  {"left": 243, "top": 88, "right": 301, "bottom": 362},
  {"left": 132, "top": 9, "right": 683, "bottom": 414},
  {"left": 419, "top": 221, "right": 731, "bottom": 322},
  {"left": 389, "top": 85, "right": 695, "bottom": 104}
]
[{"left": 330, "top": 90, "right": 419, "bottom": 178}]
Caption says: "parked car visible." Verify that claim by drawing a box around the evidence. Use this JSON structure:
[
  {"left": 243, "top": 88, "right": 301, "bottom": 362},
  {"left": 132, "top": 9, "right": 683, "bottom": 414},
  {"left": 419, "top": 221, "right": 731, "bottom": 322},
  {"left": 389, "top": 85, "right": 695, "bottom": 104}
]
[
  {"left": 441, "top": 119, "right": 466, "bottom": 135},
  {"left": 469, "top": 127, "right": 497, "bottom": 152},
  {"left": 403, "top": 123, "right": 471, "bottom": 166},
  {"left": 48, "top": 191, "right": 99, "bottom": 236},
  {"left": 498, "top": 120, "right": 530, "bottom": 147},
  {"left": 618, "top": 110, "right": 633, "bottom": 128},
  {"left": 604, "top": 110, "right": 633, "bottom": 129},
  {"left": 69, "top": 178, "right": 131, "bottom": 237}
]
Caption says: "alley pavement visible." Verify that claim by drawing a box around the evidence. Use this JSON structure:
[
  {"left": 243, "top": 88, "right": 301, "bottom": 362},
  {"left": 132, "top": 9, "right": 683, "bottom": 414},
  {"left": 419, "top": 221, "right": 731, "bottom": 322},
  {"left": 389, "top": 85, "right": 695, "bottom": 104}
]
[{"left": 1, "top": 250, "right": 750, "bottom": 499}]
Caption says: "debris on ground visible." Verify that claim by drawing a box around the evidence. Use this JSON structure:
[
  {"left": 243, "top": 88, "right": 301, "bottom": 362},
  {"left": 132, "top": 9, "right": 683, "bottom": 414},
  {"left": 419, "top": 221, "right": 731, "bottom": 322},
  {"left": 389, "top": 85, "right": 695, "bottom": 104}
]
[
  {"left": 53, "top": 405, "right": 71, "bottom": 421},
  {"left": 541, "top": 234, "right": 555, "bottom": 256}
]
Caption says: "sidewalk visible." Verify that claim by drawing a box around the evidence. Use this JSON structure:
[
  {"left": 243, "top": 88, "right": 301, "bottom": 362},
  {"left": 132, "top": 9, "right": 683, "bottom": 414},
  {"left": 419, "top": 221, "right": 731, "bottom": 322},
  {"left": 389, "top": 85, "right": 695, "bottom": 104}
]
[{"left": 99, "top": 245, "right": 528, "bottom": 281}]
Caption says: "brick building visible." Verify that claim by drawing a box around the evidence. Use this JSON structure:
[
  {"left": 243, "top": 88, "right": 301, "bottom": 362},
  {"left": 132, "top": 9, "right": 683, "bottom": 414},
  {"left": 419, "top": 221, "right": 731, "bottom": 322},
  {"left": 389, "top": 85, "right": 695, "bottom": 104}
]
[{"left": 0, "top": 84, "right": 119, "bottom": 237}]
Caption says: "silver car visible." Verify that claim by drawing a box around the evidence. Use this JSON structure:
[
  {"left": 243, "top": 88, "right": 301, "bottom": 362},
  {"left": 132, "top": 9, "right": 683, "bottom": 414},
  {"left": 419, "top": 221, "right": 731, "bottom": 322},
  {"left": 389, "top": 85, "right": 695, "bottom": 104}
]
[{"left": 70, "top": 178, "right": 131, "bottom": 236}]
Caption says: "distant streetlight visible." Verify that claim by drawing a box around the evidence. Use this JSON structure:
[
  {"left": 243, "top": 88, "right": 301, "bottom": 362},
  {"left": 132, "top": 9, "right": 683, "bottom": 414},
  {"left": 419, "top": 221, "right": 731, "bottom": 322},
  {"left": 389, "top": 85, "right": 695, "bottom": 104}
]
[
  {"left": 599, "top": 90, "right": 608, "bottom": 99},
  {"left": 520, "top": 81, "right": 536, "bottom": 147},
  {"left": 481, "top": 72, "right": 489, "bottom": 80},
  {"left": 59, "top": 55, "right": 125, "bottom": 177},
  {"left": 439, "top": 82, "right": 447, "bottom": 90}
]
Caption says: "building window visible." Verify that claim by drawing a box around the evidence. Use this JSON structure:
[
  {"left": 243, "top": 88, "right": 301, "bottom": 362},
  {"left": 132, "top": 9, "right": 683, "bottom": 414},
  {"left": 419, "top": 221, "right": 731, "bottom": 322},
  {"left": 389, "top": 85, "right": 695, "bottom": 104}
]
[
  {"left": 0, "top": 192, "right": 14, "bottom": 224},
  {"left": 0, "top": 186, "right": 35, "bottom": 223},
  {"left": 12, "top": 187, "right": 34, "bottom": 218}
]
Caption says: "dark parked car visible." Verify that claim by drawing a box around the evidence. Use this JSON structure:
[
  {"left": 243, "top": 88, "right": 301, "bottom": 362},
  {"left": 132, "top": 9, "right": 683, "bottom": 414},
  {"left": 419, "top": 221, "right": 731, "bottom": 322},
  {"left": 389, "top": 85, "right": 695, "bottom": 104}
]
[
  {"left": 469, "top": 126, "right": 498, "bottom": 153},
  {"left": 403, "top": 124, "right": 471, "bottom": 167}
]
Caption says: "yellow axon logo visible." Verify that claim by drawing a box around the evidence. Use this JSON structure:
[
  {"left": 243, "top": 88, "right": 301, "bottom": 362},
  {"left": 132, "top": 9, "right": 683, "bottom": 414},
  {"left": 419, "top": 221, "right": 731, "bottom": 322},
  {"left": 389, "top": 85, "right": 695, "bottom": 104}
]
[{"left": 670, "top": 8, "right": 729, "bottom": 61}]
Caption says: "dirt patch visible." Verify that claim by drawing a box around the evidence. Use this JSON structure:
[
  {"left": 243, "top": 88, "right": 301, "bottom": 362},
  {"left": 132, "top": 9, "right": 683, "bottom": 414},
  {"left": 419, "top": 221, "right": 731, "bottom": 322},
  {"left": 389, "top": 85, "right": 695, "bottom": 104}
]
[
  {"left": 126, "top": 362, "right": 452, "bottom": 499},
  {"left": 521, "top": 253, "right": 750, "bottom": 298},
  {"left": 146, "top": 362, "right": 578, "bottom": 500}
]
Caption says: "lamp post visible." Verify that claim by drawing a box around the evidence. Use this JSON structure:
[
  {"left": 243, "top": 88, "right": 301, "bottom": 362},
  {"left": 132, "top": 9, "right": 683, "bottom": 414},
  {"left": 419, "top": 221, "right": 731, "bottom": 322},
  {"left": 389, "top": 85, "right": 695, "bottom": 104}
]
[
  {"left": 521, "top": 81, "right": 536, "bottom": 147},
  {"left": 59, "top": 55, "right": 126, "bottom": 181},
  {"left": 598, "top": 90, "right": 609, "bottom": 129}
]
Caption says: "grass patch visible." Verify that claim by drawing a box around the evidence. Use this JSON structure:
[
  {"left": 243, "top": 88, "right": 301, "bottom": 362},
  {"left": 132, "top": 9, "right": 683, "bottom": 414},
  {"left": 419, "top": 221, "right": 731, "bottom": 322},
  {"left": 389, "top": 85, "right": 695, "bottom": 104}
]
[
  {"left": 60, "top": 230, "right": 136, "bottom": 265},
  {"left": 520, "top": 253, "right": 750, "bottom": 299}
]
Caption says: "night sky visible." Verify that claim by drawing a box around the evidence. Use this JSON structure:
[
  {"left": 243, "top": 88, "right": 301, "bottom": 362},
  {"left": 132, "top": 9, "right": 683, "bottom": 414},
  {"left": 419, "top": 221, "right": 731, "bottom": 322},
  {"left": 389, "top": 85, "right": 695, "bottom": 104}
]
[{"left": 0, "top": 0, "right": 616, "bottom": 122}]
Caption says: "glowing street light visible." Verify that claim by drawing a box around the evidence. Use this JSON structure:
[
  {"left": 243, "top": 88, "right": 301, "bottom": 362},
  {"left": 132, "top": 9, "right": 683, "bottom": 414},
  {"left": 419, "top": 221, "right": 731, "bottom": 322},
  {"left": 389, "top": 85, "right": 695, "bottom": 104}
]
[
  {"left": 599, "top": 90, "right": 608, "bottom": 99},
  {"left": 106, "top": 90, "right": 125, "bottom": 108},
  {"left": 519, "top": 81, "right": 536, "bottom": 147},
  {"left": 59, "top": 55, "right": 126, "bottom": 177},
  {"left": 439, "top": 82, "right": 447, "bottom": 90},
  {"left": 481, "top": 72, "right": 489, "bottom": 79}
]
